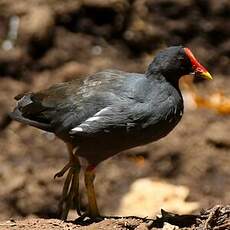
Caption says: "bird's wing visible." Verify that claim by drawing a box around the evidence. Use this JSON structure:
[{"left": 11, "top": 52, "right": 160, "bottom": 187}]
[
  {"left": 69, "top": 90, "right": 183, "bottom": 137},
  {"left": 69, "top": 103, "right": 150, "bottom": 137},
  {"left": 10, "top": 70, "right": 146, "bottom": 134}
]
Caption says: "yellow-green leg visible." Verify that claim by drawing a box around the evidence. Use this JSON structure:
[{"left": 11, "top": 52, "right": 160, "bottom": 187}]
[{"left": 84, "top": 166, "right": 100, "bottom": 218}]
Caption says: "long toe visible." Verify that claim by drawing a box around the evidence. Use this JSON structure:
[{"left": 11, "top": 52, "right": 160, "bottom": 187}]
[
  {"left": 58, "top": 168, "right": 74, "bottom": 219},
  {"left": 72, "top": 171, "right": 81, "bottom": 216},
  {"left": 54, "top": 162, "right": 71, "bottom": 179},
  {"left": 58, "top": 165, "right": 81, "bottom": 220}
]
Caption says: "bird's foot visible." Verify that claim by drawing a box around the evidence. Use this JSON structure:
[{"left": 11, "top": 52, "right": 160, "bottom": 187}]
[
  {"left": 54, "top": 159, "right": 101, "bottom": 221},
  {"left": 55, "top": 157, "right": 81, "bottom": 220},
  {"left": 58, "top": 166, "right": 81, "bottom": 220}
]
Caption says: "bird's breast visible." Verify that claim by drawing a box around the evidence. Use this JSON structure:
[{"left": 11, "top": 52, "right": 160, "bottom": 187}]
[{"left": 141, "top": 92, "right": 184, "bottom": 142}]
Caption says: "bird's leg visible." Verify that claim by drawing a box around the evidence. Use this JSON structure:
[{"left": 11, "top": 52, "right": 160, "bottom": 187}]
[
  {"left": 84, "top": 165, "right": 100, "bottom": 218},
  {"left": 55, "top": 144, "right": 81, "bottom": 220}
]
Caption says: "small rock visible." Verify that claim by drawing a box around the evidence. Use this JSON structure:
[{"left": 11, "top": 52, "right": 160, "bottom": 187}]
[{"left": 163, "top": 222, "right": 179, "bottom": 230}]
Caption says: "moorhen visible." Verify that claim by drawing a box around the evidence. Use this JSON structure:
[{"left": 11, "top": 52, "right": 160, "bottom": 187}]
[{"left": 10, "top": 46, "right": 212, "bottom": 219}]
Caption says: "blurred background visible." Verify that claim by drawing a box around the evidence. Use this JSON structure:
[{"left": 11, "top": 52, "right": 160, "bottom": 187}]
[{"left": 0, "top": 0, "right": 229, "bottom": 221}]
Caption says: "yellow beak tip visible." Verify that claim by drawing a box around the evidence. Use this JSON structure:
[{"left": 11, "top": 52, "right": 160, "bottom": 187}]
[{"left": 200, "top": 71, "right": 213, "bottom": 80}]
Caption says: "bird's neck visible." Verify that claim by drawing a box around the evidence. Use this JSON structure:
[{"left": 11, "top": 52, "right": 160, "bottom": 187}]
[{"left": 145, "top": 69, "right": 180, "bottom": 90}]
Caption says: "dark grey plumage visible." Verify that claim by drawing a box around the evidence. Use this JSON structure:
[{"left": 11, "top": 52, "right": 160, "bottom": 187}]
[{"left": 10, "top": 46, "right": 192, "bottom": 165}]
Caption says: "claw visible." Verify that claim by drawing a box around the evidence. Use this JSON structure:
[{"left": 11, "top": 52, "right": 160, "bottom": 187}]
[
  {"left": 54, "top": 162, "right": 71, "bottom": 179},
  {"left": 72, "top": 171, "right": 81, "bottom": 216}
]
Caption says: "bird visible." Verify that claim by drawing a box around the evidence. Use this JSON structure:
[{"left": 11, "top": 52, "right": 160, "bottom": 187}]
[{"left": 10, "top": 46, "right": 212, "bottom": 220}]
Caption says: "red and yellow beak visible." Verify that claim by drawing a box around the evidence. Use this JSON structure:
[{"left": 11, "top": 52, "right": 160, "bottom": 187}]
[{"left": 184, "top": 48, "right": 213, "bottom": 80}]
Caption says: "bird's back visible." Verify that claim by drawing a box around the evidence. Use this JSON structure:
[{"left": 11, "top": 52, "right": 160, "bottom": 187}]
[{"left": 10, "top": 70, "right": 147, "bottom": 135}]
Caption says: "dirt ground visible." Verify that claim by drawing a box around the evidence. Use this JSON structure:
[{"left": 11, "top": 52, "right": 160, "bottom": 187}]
[
  {"left": 0, "top": 206, "right": 229, "bottom": 230},
  {"left": 0, "top": 0, "right": 229, "bottom": 229}
]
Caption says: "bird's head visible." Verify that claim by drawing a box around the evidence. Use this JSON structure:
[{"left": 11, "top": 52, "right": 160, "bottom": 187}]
[{"left": 147, "top": 46, "right": 212, "bottom": 82}]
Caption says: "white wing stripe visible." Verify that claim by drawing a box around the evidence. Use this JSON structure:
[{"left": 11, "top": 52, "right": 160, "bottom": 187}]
[
  {"left": 71, "top": 127, "right": 83, "bottom": 132},
  {"left": 70, "top": 107, "right": 110, "bottom": 134},
  {"left": 85, "top": 116, "right": 101, "bottom": 122},
  {"left": 94, "top": 107, "right": 110, "bottom": 116}
]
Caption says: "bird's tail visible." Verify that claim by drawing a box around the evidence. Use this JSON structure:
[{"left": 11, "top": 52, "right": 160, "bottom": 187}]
[{"left": 9, "top": 93, "right": 53, "bottom": 132}]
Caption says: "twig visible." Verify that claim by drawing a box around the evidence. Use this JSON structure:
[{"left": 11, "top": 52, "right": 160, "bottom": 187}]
[{"left": 204, "top": 205, "right": 221, "bottom": 230}]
